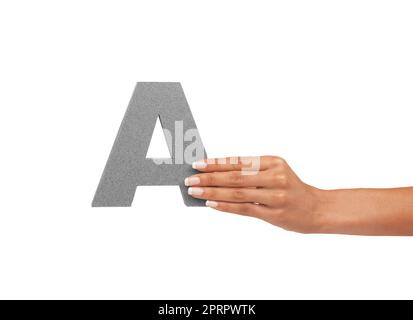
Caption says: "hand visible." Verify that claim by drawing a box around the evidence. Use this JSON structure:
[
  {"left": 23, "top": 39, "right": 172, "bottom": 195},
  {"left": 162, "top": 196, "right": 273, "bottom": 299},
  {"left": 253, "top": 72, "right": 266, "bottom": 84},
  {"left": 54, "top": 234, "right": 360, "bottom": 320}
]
[{"left": 185, "top": 156, "right": 324, "bottom": 233}]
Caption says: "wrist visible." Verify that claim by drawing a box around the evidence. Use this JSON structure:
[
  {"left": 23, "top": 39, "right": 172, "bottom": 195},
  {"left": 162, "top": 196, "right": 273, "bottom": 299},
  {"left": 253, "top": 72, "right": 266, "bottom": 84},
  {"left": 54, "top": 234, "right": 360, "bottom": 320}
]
[{"left": 311, "top": 188, "right": 344, "bottom": 234}]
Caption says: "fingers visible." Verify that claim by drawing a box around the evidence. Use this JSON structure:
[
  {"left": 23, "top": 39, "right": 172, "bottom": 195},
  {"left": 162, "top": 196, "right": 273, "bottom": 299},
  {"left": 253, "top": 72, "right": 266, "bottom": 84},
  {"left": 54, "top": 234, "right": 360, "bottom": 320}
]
[
  {"left": 188, "top": 187, "right": 285, "bottom": 206},
  {"left": 192, "top": 156, "right": 284, "bottom": 173},
  {"left": 187, "top": 155, "right": 292, "bottom": 224},
  {"left": 205, "top": 201, "right": 271, "bottom": 220}
]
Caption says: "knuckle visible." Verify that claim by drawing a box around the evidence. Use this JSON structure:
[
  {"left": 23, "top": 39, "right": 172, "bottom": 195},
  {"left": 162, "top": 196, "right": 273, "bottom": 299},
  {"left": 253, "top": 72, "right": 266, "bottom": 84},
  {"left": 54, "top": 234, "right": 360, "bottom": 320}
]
[
  {"left": 204, "top": 188, "right": 216, "bottom": 198},
  {"left": 232, "top": 189, "right": 247, "bottom": 201},
  {"left": 202, "top": 174, "right": 214, "bottom": 185},
  {"left": 229, "top": 171, "right": 244, "bottom": 186},
  {"left": 267, "top": 171, "right": 288, "bottom": 187},
  {"left": 271, "top": 191, "right": 287, "bottom": 206},
  {"left": 267, "top": 169, "right": 279, "bottom": 179},
  {"left": 240, "top": 204, "right": 256, "bottom": 216},
  {"left": 276, "top": 174, "right": 288, "bottom": 187}
]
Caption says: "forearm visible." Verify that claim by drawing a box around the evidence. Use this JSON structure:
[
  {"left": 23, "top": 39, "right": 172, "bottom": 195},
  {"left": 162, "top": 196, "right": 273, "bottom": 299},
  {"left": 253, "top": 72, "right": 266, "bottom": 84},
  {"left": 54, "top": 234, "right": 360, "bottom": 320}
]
[{"left": 316, "top": 187, "right": 413, "bottom": 235}]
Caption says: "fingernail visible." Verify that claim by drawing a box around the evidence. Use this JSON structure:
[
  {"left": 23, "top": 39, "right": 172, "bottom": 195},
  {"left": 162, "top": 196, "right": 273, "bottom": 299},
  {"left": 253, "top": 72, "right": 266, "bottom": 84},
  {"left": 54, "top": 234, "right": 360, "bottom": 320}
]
[
  {"left": 188, "top": 187, "right": 204, "bottom": 196},
  {"left": 206, "top": 200, "right": 218, "bottom": 208},
  {"left": 192, "top": 161, "right": 207, "bottom": 170},
  {"left": 184, "top": 176, "right": 200, "bottom": 186}
]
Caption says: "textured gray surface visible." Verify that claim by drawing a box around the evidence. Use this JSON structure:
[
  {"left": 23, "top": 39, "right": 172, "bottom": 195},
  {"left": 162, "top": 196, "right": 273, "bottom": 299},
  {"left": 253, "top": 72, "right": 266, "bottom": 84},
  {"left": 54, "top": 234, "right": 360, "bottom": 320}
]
[{"left": 92, "top": 82, "right": 207, "bottom": 207}]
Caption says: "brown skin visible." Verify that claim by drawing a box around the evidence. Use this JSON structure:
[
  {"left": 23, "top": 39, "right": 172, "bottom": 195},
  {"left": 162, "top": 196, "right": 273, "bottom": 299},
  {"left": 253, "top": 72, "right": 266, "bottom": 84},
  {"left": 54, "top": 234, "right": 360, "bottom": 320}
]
[{"left": 186, "top": 156, "right": 413, "bottom": 235}]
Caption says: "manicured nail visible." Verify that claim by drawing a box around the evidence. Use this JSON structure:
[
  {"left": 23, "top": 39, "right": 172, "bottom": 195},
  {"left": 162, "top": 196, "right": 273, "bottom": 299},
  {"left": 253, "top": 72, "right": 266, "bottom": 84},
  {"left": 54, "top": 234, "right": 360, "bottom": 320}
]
[
  {"left": 192, "top": 161, "right": 207, "bottom": 170},
  {"left": 184, "top": 176, "right": 200, "bottom": 186},
  {"left": 188, "top": 187, "right": 204, "bottom": 196},
  {"left": 206, "top": 200, "right": 218, "bottom": 208}
]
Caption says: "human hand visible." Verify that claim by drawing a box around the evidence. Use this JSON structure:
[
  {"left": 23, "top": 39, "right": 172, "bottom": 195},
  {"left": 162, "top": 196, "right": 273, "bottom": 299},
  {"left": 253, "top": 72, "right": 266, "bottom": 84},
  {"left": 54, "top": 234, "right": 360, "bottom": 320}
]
[{"left": 185, "top": 156, "right": 324, "bottom": 233}]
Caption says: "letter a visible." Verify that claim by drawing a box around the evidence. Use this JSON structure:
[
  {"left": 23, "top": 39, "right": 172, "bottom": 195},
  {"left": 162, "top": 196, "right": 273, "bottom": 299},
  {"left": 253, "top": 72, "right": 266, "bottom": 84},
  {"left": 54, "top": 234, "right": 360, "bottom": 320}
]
[{"left": 92, "top": 82, "right": 207, "bottom": 207}]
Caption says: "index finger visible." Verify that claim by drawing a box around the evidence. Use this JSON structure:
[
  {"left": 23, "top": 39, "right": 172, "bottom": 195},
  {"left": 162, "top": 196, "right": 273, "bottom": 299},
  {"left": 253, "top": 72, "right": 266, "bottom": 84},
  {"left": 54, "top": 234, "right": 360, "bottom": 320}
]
[{"left": 192, "top": 156, "right": 281, "bottom": 172}]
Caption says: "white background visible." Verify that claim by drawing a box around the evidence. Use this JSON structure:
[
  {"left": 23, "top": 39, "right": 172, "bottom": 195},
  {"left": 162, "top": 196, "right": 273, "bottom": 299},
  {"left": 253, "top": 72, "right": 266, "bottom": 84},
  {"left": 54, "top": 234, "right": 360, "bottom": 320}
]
[{"left": 1, "top": 0, "right": 413, "bottom": 299}]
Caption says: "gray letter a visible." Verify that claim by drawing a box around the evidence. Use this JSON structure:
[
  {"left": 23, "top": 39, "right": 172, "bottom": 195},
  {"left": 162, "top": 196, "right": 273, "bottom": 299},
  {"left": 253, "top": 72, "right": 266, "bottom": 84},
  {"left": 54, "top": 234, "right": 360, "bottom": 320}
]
[{"left": 92, "top": 82, "right": 207, "bottom": 207}]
